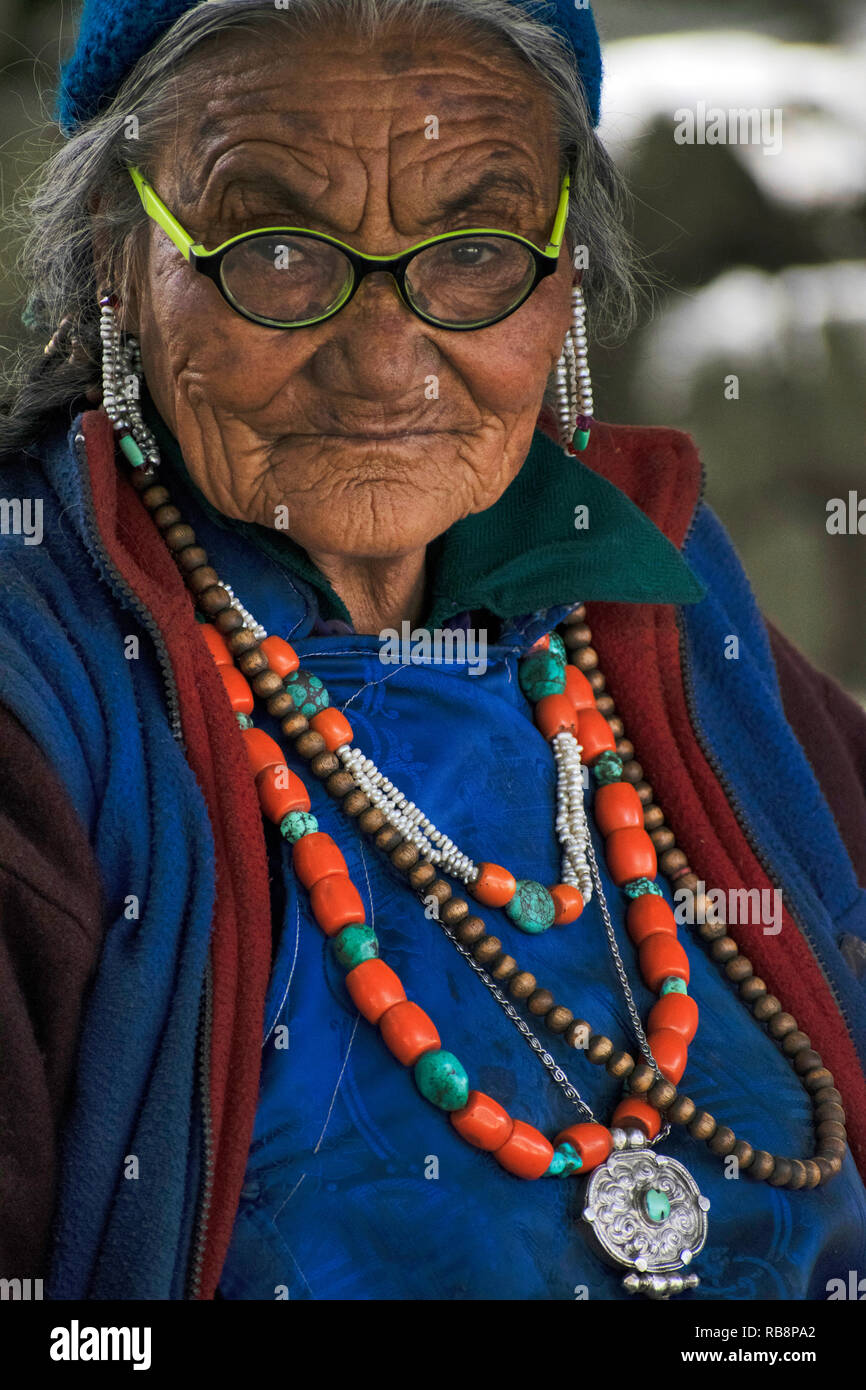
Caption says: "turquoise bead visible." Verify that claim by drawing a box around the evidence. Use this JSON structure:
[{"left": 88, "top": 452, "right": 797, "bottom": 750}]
[
  {"left": 572, "top": 427, "right": 591, "bottom": 452},
  {"left": 235, "top": 712, "right": 253, "bottom": 730},
  {"left": 592, "top": 751, "right": 624, "bottom": 785},
  {"left": 548, "top": 1141, "right": 582, "bottom": 1177},
  {"left": 414, "top": 1049, "right": 469, "bottom": 1111},
  {"left": 518, "top": 651, "right": 567, "bottom": 702},
  {"left": 284, "top": 669, "right": 330, "bottom": 718},
  {"left": 332, "top": 923, "right": 378, "bottom": 969},
  {"left": 623, "top": 877, "right": 662, "bottom": 899},
  {"left": 279, "top": 810, "right": 318, "bottom": 843},
  {"left": 661, "top": 976, "right": 688, "bottom": 996},
  {"left": 644, "top": 1188, "right": 671, "bottom": 1223},
  {"left": 547, "top": 632, "right": 567, "bottom": 663},
  {"left": 504, "top": 879, "right": 556, "bottom": 934},
  {"left": 119, "top": 433, "right": 145, "bottom": 467}
]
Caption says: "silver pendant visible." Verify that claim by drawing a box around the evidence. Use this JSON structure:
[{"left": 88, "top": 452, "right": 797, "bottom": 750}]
[{"left": 582, "top": 1128, "right": 710, "bottom": 1299}]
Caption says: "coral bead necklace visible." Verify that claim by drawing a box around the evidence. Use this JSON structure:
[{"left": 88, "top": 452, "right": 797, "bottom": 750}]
[{"left": 116, "top": 444, "right": 847, "bottom": 1301}]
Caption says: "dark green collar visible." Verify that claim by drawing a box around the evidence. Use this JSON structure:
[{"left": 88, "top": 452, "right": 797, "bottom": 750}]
[{"left": 143, "top": 396, "right": 705, "bottom": 630}]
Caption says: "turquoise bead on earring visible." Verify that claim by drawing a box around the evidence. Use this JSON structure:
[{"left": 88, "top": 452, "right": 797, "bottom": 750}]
[
  {"left": 505, "top": 879, "right": 557, "bottom": 934},
  {"left": 119, "top": 433, "right": 145, "bottom": 467}
]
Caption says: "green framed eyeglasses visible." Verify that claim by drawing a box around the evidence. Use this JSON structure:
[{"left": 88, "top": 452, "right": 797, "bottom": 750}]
[{"left": 128, "top": 166, "right": 571, "bottom": 332}]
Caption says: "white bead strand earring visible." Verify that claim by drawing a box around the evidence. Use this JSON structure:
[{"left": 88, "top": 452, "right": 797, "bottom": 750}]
[
  {"left": 555, "top": 283, "right": 594, "bottom": 454},
  {"left": 99, "top": 292, "right": 160, "bottom": 469}
]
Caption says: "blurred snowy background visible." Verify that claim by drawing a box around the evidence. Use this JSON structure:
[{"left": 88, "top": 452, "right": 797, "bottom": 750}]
[{"left": 1, "top": 0, "right": 863, "bottom": 696}]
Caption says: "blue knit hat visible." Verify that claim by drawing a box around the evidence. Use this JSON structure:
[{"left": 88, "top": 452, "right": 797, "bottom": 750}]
[{"left": 56, "top": 0, "right": 602, "bottom": 134}]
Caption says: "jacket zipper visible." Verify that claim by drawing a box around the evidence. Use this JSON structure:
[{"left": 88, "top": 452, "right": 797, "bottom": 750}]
[
  {"left": 73, "top": 427, "right": 217, "bottom": 1296},
  {"left": 74, "top": 430, "right": 185, "bottom": 748},
  {"left": 186, "top": 953, "right": 215, "bottom": 1299},
  {"left": 674, "top": 600, "right": 855, "bottom": 1042}
]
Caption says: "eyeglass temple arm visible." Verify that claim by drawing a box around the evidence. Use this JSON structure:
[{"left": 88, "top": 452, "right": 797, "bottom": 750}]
[
  {"left": 129, "top": 166, "right": 199, "bottom": 261},
  {"left": 544, "top": 173, "right": 571, "bottom": 256}
]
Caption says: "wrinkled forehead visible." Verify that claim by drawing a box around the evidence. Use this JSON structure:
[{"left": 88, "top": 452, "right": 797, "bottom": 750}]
[{"left": 158, "top": 21, "right": 561, "bottom": 215}]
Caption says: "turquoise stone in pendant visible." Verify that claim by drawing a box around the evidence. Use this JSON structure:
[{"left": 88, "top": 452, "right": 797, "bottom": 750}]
[
  {"left": 505, "top": 879, "right": 556, "bottom": 934},
  {"left": 572, "top": 427, "right": 591, "bottom": 452},
  {"left": 643, "top": 1188, "right": 671, "bottom": 1223},
  {"left": 414, "top": 1050, "right": 469, "bottom": 1111},
  {"left": 332, "top": 923, "right": 378, "bottom": 969},
  {"left": 518, "top": 651, "right": 566, "bottom": 702},
  {"left": 279, "top": 810, "right": 319, "bottom": 843},
  {"left": 119, "top": 433, "right": 145, "bottom": 467}
]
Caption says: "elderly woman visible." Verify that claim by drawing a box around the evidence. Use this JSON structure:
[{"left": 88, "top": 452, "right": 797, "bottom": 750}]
[{"left": 1, "top": 0, "right": 865, "bottom": 1304}]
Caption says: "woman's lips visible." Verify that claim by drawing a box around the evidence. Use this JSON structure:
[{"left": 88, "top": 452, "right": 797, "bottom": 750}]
[{"left": 288, "top": 427, "right": 449, "bottom": 441}]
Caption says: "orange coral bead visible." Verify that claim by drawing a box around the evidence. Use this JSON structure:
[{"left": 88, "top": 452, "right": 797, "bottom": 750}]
[
  {"left": 471, "top": 863, "right": 517, "bottom": 908},
  {"left": 639, "top": 934, "right": 690, "bottom": 992},
  {"left": 626, "top": 895, "right": 678, "bottom": 947},
  {"left": 309, "top": 874, "right": 365, "bottom": 936},
  {"left": 450, "top": 1091, "right": 514, "bottom": 1151},
  {"left": 493, "top": 1119, "right": 555, "bottom": 1179},
  {"left": 255, "top": 764, "right": 310, "bottom": 822},
  {"left": 219, "top": 665, "right": 254, "bottom": 715},
  {"left": 648, "top": 993, "right": 699, "bottom": 1044},
  {"left": 606, "top": 826, "right": 657, "bottom": 886},
  {"left": 565, "top": 665, "right": 595, "bottom": 711},
  {"left": 534, "top": 694, "right": 578, "bottom": 741},
  {"left": 379, "top": 1000, "right": 441, "bottom": 1066},
  {"left": 259, "top": 635, "right": 299, "bottom": 679},
  {"left": 242, "top": 727, "right": 285, "bottom": 778},
  {"left": 576, "top": 708, "right": 616, "bottom": 763},
  {"left": 527, "top": 634, "right": 550, "bottom": 654},
  {"left": 611, "top": 1098, "right": 661, "bottom": 1140},
  {"left": 553, "top": 1122, "right": 613, "bottom": 1173},
  {"left": 648, "top": 1028, "right": 688, "bottom": 1083},
  {"left": 593, "top": 781, "right": 643, "bottom": 837},
  {"left": 549, "top": 884, "right": 584, "bottom": 924},
  {"left": 309, "top": 708, "right": 354, "bottom": 752},
  {"left": 344, "top": 958, "right": 406, "bottom": 1024},
  {"left": 292, "top": 831, "right": 348, "bottom": 888},
  {"left": 202, "top": 624, "right": 232, "bottom": 666}
]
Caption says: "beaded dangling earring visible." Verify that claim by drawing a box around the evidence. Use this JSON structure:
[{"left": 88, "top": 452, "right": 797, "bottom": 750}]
[
  {"left": 555, "top": 284, "right": 594, "bottom": 454},
  {"left": 99, "top": 291, "right": 160, "bottom": 469}
]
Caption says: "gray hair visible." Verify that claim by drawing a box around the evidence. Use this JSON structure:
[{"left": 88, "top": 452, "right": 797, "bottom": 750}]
[{"left": 1, "top": 0, "right": 641, "bottom": 454}]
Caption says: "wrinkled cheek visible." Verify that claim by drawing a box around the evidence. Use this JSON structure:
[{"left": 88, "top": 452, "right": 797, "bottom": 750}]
[
  {"left": 138, "top": 246, "right": 294, "bottom": 415},
  {"left": 457, "top": 291, "right": 567, "bottom": 418}
]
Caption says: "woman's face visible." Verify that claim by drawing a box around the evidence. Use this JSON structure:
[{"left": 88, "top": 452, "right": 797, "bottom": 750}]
[{"left": 131, "top": 23, "right": 576, "bottom": 562}]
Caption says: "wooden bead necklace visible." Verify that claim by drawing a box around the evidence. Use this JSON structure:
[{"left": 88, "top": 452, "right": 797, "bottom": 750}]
[{"left": 117, "top": 443, "right": 846, "bottom": 1299}]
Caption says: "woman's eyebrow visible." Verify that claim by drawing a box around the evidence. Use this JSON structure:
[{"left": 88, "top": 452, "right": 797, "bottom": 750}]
[
  {"left": 419, "top": 169, "right": 539, "bottom": 225},
  {"left": 208, "top": 166, "right": 538, "bottom": 227}
]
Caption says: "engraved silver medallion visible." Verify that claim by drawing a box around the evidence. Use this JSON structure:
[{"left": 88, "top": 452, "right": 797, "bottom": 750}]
[{"left": 582, "top": 1135, "right": 710, "bottom": 1299}]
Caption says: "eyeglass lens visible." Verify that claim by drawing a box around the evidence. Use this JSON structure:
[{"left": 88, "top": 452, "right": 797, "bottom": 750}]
[{"left": 219, "top": 233, "right": 537, "bottom": 325}]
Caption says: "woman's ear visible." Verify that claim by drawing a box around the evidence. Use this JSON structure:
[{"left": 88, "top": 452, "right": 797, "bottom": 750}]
[{"left": 89, "top": 190, "right": 141, "bottom": 333}]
